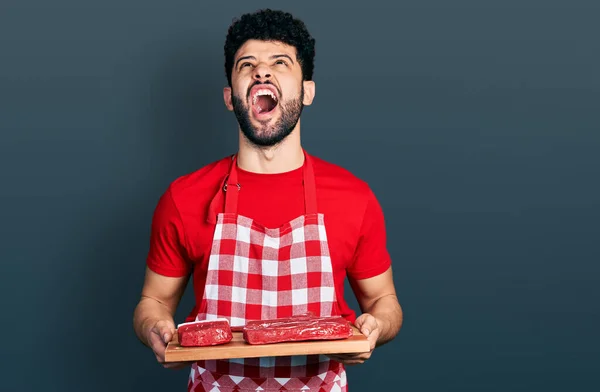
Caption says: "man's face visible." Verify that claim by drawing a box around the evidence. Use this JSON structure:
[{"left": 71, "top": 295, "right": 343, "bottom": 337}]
[{"left": 223, "top": 39, "right": 315, "bottom": 147}]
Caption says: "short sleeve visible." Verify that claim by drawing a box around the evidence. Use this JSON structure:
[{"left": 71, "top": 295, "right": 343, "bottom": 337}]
[
  {"left": 347, "top": 188, "right": 392, "bottom": 280},
  {"left": 146, "top": 187, "right": 191, "bottom": 277}
]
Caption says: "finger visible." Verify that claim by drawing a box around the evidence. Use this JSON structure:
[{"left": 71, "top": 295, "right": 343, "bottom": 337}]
[
  {"left": 327, "top": 353, "right": 363, "bottom": 360},
  {"left": 327, "top": 352, "right": 371, "bottom": 363},
  {"left": 326, "top": 355, "right": 366, "bottom": 366},
  {"left": 341, "top": 360, "right": 365, "bottom": 366},
  {"left": 163, "top": 361, "right": 192, "bottom": 370},
  {"left": 327, "top": 354, "right": 350, "bottom": 362}
]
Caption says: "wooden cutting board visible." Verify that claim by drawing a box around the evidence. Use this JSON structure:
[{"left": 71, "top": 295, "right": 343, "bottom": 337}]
[{"left": 164, "top": 326, "right": 370, "bottom": 362}]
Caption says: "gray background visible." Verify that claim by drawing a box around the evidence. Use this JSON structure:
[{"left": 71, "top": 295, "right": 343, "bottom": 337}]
[{"left": 1, "top": 0, "right": 599, "bottom": 390}]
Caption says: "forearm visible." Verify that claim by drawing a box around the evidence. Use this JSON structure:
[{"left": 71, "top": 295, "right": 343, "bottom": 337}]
[
  {"left": 133, "top": 296, "right": 176, "bottom": 347},
  {"left": 363, "top": 294, "right": 403, "bottom": 346}
]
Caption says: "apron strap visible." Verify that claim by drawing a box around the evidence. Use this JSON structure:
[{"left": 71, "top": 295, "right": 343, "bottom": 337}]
[
  {"left": 223, "top": 150, "right": 318, "bottom": 215},
  {"left": 303, "top": 152, "right": 318, "bottom": 215},
  {"left": 224, "top": 155, "right": 240, "bottom": 215}
]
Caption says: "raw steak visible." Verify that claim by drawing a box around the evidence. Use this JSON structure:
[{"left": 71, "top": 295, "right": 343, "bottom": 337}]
[
  {"left": 242, "top": 315, "right": 353, "bottom": 345},
  {"left": 177, "top": 318, "right": 233, "bottom": 347}
]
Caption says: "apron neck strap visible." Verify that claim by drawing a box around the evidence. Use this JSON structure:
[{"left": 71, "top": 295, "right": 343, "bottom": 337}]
[
  {"left": 223, "top": 150, "right": 317, "bottom": 216},
  {"left": 302, "top": 152, "right": 318, "bottom": 215}
]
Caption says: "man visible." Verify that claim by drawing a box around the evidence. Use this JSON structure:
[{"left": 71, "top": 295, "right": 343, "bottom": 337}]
[{"left": 133, "top": 9, "right": 403, "bottom": 392}]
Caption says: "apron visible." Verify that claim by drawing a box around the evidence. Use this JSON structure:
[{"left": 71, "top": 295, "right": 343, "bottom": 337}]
[{"left": 187, "top": 152, "right": 347, "bottom": 392}]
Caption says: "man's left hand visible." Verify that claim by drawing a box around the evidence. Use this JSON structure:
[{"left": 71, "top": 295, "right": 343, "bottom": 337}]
[{"left": 326, "top": 313, "right": 380, "bottom": 365}]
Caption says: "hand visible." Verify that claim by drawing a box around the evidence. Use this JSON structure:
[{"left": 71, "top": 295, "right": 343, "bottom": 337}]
[
  {"left": 145, "top": 319, "right": 190, "bottom": 369},
  {"left": 327, "top": 313, "right": 380, "bottom": 366}
]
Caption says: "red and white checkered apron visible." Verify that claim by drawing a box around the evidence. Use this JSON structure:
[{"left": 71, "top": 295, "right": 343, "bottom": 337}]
[{"left": 188, "top": 153, "right": 347, "bottom": 392}]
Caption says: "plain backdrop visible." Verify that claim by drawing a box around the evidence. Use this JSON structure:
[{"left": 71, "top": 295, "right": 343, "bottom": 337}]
[{"left": 1, "top": 0, "right": 599, "bottom": 391}]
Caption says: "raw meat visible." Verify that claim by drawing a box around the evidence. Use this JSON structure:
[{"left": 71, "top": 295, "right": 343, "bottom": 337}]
[
  {"left": 177, "top": 318, "right": 233, "bottom": 347},
  {"left": 242, "top": 315, "right": 353, "bottom": 345}
]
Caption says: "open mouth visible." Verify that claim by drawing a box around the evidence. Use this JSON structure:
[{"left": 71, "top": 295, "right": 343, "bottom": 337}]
[{"left": 251, "top": 87, "right": 279, "bottom": 116}]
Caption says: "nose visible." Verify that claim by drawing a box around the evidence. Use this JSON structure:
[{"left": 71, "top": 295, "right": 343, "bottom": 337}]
[{"left": 253, "top": 63, "right": 271, "bottom": 81}]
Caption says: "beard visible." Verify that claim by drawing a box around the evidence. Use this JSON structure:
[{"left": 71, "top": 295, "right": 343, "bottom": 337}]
[{"left": 231, "top": 83, "right": 304, "bottom": 147}]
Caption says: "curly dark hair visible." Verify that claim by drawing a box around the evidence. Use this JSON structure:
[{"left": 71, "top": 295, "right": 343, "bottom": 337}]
[{"left": 224, "top": 9, "right": 316, "bottom": 86}]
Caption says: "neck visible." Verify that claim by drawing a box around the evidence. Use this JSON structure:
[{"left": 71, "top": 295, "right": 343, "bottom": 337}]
[{"left": 237, "top": 122, "right": 304, "bottom": 174}]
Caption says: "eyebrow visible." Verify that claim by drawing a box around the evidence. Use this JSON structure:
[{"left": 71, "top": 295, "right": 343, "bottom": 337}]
[{"left": 235, "top": 54, "right": 295, "bottom": 68}]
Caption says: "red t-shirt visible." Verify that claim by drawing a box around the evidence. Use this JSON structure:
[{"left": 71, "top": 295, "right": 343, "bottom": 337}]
[{"left": 146, "top": 152, "right": 392, "bottom": 324}]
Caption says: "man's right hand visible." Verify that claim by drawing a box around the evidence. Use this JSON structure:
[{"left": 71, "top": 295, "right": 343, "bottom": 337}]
[
  {"left": 133, "top": 268, "right": 191, "bottom": 370},
  {"left": 145, "top": 319, "right": 190, "bottom": 369}
]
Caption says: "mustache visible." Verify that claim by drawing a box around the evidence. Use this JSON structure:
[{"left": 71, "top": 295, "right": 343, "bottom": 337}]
[{"left": 246, "top": 81, "right": 281, "bottom": 99}]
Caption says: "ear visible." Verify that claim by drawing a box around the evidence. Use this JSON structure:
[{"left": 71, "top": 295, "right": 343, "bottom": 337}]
[
  {"left": 223, "top": 86, "right": 233, "bottom": 111},
  {"left": 302, "top": 80, "right": 316, "bottom": 106}
]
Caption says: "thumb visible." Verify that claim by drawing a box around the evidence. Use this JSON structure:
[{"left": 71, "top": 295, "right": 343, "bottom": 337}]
[
  {"left": 356, "top": 314, "right": 377, "bottom": 337},
  {"left": 161, "top": 327, "right": 176, "bottom": 344},
  {"left": 354, "top": 314, "right": 370, "bottom": 335},
  {"left": 154, "top": 321, "right": 176, "bottom": 344}
]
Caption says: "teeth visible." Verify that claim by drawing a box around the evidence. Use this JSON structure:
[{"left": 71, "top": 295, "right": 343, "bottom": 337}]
[{"left": 252, "top": 89, "right": 278, "bottom": 105}]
